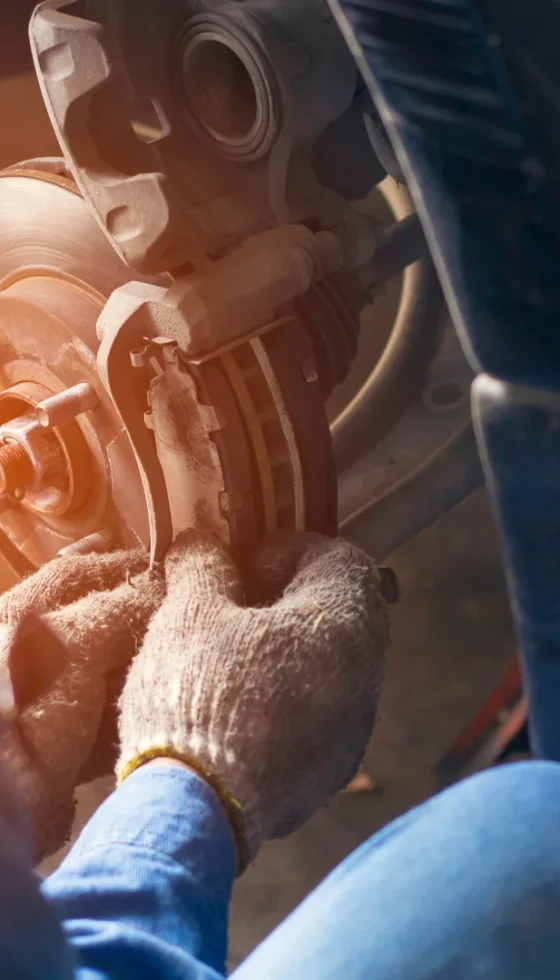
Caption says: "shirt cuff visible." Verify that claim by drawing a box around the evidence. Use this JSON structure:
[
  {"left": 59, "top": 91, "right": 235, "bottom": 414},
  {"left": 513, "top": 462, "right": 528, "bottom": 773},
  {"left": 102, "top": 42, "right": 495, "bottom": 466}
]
[
  {"left": 44, "top": 764, "right": 236, "bottom": 976},
  {"left": 65, "top": 763, "right": 237, "bottom": 903}
]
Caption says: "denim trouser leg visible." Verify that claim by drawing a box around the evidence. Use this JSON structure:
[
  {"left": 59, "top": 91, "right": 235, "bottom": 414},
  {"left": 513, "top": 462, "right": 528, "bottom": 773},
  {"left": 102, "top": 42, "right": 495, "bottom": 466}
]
[{"left": 234, "top": 761, "right": 560, "bottom": 979}]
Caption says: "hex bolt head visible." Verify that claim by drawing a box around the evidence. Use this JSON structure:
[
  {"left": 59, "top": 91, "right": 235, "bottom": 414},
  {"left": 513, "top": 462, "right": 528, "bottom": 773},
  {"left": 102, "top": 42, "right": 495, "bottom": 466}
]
[{"left": 36, "top": 382, "right": 99, "bottom": 429}]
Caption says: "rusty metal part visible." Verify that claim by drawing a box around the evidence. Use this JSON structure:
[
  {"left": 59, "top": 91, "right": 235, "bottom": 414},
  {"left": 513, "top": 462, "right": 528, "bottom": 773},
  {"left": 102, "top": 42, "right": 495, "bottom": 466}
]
[
  {"left": 0, "top": 380, "right": 92, "bottom": 519},
  {"left": 57, "top": 528, "right": 116, "bottom": 558},
  {"left": 36, "top": 382, "right": 99, "bottom": 429},
  {"left": 144, "top": 349, "right": 231, "bottom": 550},
  {"left": 0, "top": 443, "right": 33, "bottom": 497},
  {"left": 98, "top": 286, "right": 260, "bottom": 565},
  {"left": 96, "top": 275, "right": 335, "bottom": 563},
  {"left": 0, "top": 415, "right": 68, "bottom": 503},
  {"left": 29, "top": 0, "right": 362, "bottom": 275}
]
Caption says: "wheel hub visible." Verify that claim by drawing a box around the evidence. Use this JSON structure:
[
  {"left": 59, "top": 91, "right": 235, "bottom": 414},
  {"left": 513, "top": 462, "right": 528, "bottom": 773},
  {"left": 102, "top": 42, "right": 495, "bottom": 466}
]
[{"left": 0, "top": 168, "right": 152, "bottom": 575}]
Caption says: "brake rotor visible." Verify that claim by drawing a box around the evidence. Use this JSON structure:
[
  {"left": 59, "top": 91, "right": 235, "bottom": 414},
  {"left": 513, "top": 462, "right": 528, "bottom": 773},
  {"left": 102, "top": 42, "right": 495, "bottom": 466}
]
[
  {"left": 0, "top": 162, "right": 348, "bottom": 578},
  {"left": 0, "top": 163, "right": 154, "bottom": 577}
]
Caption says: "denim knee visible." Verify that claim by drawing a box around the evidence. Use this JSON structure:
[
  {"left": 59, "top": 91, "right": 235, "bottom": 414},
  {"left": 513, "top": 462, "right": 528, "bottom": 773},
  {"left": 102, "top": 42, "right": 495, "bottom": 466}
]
[
  {"left": 234, "top": 761, "right": 560, "bottom": 980},
  {"left": 440, "top": 759, "right": 560, "bottom": 886},
  {"left": 341, "top": 759, "right": 560, "bottom": 910}
]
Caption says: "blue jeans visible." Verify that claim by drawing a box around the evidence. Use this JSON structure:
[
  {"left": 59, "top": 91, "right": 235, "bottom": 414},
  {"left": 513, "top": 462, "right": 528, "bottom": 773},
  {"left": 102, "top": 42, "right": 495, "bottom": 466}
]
[
  {"left": 1, "top": 759, "right": 556, "bottom": 978},
  {"left": 236, "top": 761, "right": 560, "bottom": 979}
]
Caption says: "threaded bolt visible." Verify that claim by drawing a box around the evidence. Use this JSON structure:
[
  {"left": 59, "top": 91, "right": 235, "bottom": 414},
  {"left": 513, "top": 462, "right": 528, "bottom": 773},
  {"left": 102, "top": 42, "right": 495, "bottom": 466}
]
[
  {"left": 57, "top": 528, "right": 116, "bottom": 559},
  {"left": 36, "top": 382, "right": 99, "bottom": 429},
  {"left": 0, "top": 442, "right": 33, "bottom": 496}
]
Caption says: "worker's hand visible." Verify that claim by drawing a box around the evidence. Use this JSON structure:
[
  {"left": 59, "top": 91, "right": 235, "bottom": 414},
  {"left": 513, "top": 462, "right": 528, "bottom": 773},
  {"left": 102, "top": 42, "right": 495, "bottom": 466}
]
[
  {"left": 0, "top": 550, "right": 165, "bottom": 861},
  {"left": 117, "top": 530, "right": 391, "bottom": 870}
]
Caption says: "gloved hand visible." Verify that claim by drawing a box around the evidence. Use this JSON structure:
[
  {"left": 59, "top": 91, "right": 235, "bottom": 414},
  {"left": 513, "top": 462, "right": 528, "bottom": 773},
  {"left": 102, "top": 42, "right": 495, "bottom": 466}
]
[
  {"left": 117, "top": 530, "right": 391, "bottom": 870},
  {"left": 0, "top": 550, "right": 165, "bottom": 861}
]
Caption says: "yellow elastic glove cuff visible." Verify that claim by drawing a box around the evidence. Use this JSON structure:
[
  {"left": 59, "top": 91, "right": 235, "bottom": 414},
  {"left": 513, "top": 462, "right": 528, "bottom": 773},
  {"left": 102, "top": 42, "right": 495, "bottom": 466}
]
[{"left": 118, "top": 746, "right": 249, "bottom": 873}]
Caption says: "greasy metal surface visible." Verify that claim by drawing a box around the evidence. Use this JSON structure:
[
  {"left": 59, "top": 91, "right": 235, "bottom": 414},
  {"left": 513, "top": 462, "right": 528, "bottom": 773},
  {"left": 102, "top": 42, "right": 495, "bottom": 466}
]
[{"left": 0, "top": 282, "right": 144, "bottom": 565}]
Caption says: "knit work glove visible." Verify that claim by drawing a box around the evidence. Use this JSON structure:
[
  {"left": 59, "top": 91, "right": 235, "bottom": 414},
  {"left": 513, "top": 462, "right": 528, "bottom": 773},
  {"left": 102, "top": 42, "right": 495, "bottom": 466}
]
[
  {"left": 117, "top": 531, "right": 391, "bottom": 870},
  {"left": 0, "top": 550, "right": 165, "bottom": 861}
]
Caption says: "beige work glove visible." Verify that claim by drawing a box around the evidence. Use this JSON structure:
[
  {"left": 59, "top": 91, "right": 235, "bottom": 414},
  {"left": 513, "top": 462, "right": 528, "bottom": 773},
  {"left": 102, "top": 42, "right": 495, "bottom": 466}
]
[
  {"left": 0, "top": 550, "right": 165, "bottom": 861},
  {"left": 117, "top": 530, "right": 391, "bottom": 871}
]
